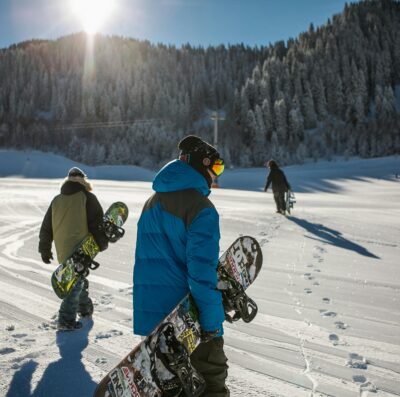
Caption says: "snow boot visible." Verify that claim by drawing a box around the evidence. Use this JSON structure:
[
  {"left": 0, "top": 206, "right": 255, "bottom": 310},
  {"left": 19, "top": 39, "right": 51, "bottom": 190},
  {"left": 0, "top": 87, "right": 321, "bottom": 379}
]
[{"left": 57, "top": 320, "right": 83, "bottom": 332}]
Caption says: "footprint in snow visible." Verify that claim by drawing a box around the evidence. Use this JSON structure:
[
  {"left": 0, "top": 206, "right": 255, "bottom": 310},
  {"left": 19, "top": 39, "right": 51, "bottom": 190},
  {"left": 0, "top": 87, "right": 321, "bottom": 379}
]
[
  {"left": 5, "top": 325, "right": 15, "bottom": 331},
  {"left": 313, "top": 281, "right": 320, "bottom": 286},
  {"left": 306, "top": 264, "right": 314, "bottom": 268},
  {"left": 12, "top": 333, "right": 28, "bottom": 339},
  {"left": 20, "top": 342, "right": 36, "bottom": 348},
  {"left": 38, "top": 322, "right": 57, "bottom": 331},
  {"left": 303, "top": 273, "right": 314, "bottom": 281},
  {"left": 95, "top": 294, "right": 114, "bottom": 306},
  {"left": 329, "top": 334, "right": 339, "bottom": 346},
  {"left": 322, "top": 297, "right": 331, "bottom": 304},
  {"left": 304, "top": 288, "right": 312, "bottom": 294},
  {"left": 319, "top": 310, "right": 337, "bottom": 318},
  {"left": 335, "top": 321, "right": 349, "bottom": 330},
  {"left": 96, "top": 357, "right": 108, "bottom": 364},
  {"left": 313, "top": 268, "right": 321, "bottom": 272},
  {"left": 95, "top": 330, "right": 123, "bottom": 340},
  {"left": 353, "top": 375, "right": 367, "bottom": 383},
  {"left": 0, "top": 347, "right": 16, "bottom": 355},
  {"left": 360, "top": 381, "right": 377, "bottom": 393},
  {"left": 347, "top": 353, "right": 368, "bottom": 369},
  {"left": 118, "top": 286, "right": 133, "bottom": 295}
]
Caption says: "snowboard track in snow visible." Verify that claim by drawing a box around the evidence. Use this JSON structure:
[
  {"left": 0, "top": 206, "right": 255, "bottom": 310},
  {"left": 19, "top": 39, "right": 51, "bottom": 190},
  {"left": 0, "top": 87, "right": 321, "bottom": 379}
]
[{"left": 1, "top": 173, "right": 400, "bottom": 397}]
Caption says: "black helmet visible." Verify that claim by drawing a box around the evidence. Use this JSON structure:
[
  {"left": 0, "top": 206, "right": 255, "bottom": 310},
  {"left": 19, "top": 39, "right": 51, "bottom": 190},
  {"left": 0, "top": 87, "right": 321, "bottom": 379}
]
[{"left": 178, "top": 135, "right": 223, "bottom": 186}]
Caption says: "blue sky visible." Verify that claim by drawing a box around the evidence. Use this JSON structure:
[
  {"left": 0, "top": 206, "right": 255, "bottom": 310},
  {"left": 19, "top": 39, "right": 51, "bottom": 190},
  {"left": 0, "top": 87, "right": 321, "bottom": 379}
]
[{"left": 0, "top": 0, "right": 359, "bottom": 49}]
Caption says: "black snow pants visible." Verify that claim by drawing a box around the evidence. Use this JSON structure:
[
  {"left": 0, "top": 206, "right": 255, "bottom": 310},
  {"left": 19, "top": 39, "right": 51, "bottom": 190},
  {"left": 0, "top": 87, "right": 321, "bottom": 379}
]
[
  {"left": 189, "top": 336, "right": 229, "bottom": 397},
  {"left": 273, "top": 191, "right": 286, "bottom": 213}
]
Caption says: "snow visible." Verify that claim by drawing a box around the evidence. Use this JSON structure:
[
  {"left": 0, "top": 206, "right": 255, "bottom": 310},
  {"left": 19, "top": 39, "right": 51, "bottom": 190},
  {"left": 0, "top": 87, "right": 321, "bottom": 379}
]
[
  {"left": 1, "top": 149, "right": 399, "bottom": 192},
  {"left": 0, "top": 151, "right": 400, "bottom": 397},
  {"left": 0, "top": 150, "right": 155, "bottom": 181}
]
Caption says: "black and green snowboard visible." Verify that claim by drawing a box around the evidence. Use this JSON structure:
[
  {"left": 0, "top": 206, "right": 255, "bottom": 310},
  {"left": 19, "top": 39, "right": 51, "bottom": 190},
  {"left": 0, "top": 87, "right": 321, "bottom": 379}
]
[
  {"left": 93, "top": 235, "right": 263, "bottom": 397},
  {"left": 51, "top": 202, "right": 129, "bottom": 299}
]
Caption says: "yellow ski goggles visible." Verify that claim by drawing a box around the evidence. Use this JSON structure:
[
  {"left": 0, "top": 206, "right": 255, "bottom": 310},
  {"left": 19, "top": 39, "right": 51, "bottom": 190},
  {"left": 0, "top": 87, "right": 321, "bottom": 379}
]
[{"left": 211, "top": 158, "right": 225, "bottom": 176}]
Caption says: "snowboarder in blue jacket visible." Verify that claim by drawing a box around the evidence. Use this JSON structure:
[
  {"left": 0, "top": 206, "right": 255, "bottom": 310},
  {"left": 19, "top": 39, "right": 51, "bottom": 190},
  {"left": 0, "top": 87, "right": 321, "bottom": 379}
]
[{"left": 133, "top": 135, "right": 229, "bottom": 396}]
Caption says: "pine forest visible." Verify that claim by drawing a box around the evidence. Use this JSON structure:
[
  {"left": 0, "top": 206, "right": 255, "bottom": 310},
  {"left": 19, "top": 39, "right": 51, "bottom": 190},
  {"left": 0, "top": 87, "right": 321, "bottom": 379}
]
[{"left": 0, "top": 0, "right": 399, "bottom": 168}]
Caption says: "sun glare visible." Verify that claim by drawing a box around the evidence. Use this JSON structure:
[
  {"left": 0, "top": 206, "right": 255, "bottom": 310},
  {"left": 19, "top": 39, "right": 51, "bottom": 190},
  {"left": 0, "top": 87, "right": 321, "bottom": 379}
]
[{"left": 70, "top": 0, "right": 115, "bottom": 34}]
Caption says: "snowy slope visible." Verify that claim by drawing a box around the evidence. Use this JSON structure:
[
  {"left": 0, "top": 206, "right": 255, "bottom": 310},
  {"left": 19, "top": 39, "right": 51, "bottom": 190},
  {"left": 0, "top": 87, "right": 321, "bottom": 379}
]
[
  {"left": 0, "top": 150, "right": 155, "bottom": 181},
  {"left": 0, "top": 154, "right": 399, "bottom": 397},
  {"left": 1, "top": 149, "right": 399, "bottom": 192}
]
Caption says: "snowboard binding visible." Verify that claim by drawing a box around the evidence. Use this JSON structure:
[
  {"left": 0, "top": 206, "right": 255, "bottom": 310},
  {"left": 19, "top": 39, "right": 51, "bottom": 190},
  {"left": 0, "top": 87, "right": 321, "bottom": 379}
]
[
  {"left": 218, "top": 267, "right": 258, "bottom": 323},
  {"left": 72, "top": 250, "right": 100, "bottom": 277},
  {"left": 147, "top": 322, "right": 206, "bottom": 397},
  {"left": 102, "top": 220, "right": 125, "bottom": 243}
]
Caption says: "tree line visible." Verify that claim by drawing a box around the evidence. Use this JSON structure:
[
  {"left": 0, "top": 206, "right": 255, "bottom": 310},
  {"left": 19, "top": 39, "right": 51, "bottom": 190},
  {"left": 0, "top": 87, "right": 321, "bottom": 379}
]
[{"left": 0, "top": 0, "right": 399, "bottom": 168}]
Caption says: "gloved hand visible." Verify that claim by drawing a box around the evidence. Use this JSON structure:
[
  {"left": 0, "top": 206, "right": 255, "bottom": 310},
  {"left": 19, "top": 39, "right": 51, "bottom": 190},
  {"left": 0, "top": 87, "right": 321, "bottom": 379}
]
[
  {"left": 41, "top": 251, "right": 53, "bottom": 264},
  {"left": 201, "top": 329, "right": 219, "bottom": 343}
]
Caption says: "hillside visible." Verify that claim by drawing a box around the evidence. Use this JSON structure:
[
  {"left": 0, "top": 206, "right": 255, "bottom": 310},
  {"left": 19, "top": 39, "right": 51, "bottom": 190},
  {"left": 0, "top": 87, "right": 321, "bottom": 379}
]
[{"left": 0, "top": 0, "right": 399, "bottom": 167}]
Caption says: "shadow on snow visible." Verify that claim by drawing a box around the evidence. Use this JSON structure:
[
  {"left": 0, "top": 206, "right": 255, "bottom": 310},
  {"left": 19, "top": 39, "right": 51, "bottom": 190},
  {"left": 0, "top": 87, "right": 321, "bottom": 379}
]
[
  {"left": 6, "top": 319, "right": 96, "bottom": 397},
  {"left": 287, "top": 216, "right": 380, "bottom": 259}
]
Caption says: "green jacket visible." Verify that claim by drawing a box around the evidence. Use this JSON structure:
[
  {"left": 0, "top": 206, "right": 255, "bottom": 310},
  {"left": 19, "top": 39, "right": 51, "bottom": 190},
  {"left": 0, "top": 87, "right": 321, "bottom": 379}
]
[{"left": 39, "top": 181, "right": 108, "bottom": 263}]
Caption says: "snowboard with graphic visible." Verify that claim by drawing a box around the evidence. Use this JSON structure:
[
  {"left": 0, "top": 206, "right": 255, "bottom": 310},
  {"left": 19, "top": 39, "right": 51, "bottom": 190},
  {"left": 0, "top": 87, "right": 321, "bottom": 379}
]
[
  {"left": 93, "top": 235, "right": 262, "bottom": 397},
  {"left": 51, "top": 202, "right": 129, "bottom": 299}
]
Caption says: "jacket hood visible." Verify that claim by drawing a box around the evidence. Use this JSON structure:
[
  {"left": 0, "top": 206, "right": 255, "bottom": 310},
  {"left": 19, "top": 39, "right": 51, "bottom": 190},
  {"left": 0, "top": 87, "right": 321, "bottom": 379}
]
[
  {"left": 61, "top": 177, "right": 92, "bottom": 193},
  {"left": 153, "top": 160, "right": 210, "bottom": 196},
  {"left": 60, "top": 180, "right": 87, "bottom": 195}
]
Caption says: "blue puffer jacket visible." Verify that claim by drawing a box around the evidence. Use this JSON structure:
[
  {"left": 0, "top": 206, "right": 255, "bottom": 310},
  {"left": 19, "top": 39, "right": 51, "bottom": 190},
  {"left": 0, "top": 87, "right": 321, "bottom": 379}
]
[{"left": 133, "top": 160, "right": 225, "bottom": 336}]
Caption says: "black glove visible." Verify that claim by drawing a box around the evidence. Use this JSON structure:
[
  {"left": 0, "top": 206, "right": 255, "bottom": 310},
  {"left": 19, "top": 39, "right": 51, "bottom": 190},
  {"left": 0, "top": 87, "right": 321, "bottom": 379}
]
[
  {"left": 200, "top": 329, "right": 219, "bottom": 343},
  {"left": 98, "top": 238, "right": 109, "bottom": 252},
  {"left": 41, "top": 251, "right": 53, "bottom": 264}
]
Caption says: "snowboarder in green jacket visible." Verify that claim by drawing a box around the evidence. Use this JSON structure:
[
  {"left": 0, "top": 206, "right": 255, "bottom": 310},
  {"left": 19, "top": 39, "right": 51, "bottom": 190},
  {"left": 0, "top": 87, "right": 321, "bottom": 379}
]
[{"left": 39, "top": 167, "right": 108, "bottom": 330}]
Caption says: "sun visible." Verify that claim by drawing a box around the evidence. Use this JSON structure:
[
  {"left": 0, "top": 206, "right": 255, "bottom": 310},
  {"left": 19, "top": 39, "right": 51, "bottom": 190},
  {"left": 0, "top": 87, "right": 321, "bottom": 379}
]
[{"left": 70, "top": 0, "right": 115, "bottom": 34}]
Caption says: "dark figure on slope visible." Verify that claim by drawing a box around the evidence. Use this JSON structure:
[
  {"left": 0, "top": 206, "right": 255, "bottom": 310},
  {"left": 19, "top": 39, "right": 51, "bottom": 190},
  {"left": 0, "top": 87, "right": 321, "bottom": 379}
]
[
  {"left": 264, "top": 160, "right": 291, "bottom": 214},
  {"left": 39, "top": 167, "right": 108, "bottom": 331},
  {"left": 134, "top": 135, "right": 229, "bottom": 396}
]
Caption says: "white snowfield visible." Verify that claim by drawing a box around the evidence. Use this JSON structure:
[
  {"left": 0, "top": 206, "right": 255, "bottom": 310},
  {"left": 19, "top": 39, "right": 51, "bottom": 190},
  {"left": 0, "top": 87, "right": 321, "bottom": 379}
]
[{"left": 0, "top": 152, "right": 399, "bottom": 397}]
